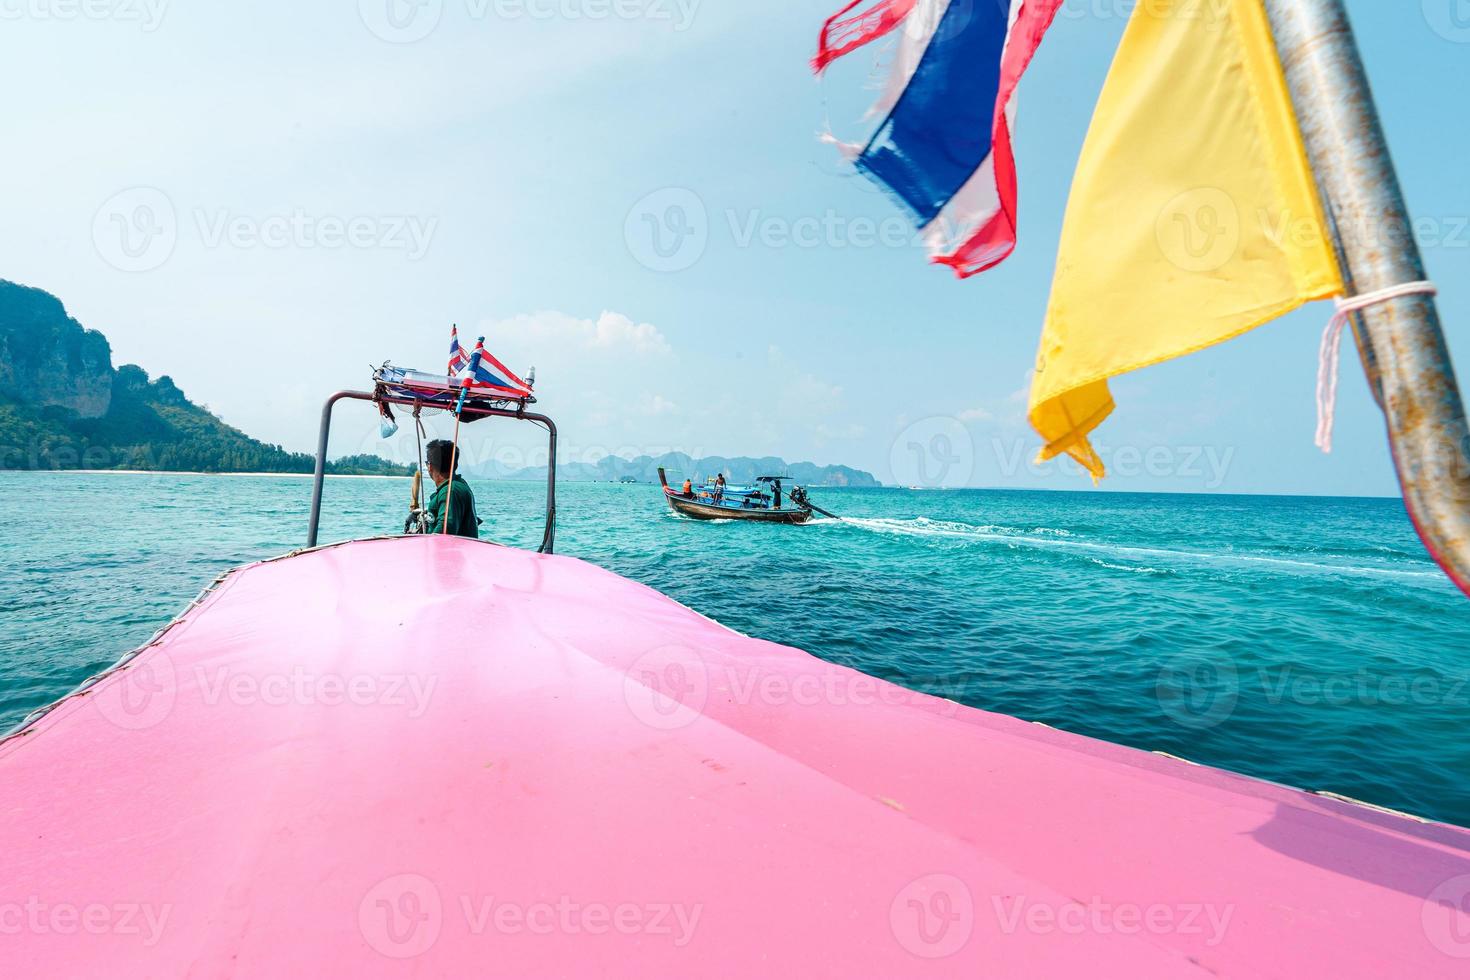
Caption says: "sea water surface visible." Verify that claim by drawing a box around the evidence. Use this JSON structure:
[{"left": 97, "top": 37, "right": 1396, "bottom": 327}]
[{"left": 2, "top": 471, "right": 1468, "bottom": 826}]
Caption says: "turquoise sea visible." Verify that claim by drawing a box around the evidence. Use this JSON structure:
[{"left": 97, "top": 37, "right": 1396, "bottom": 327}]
[{"left": 3, "top": 471, "right": 1468, "bottom": 826}]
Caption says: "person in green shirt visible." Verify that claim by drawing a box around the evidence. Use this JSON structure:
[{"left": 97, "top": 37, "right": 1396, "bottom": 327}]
[{"left": 423, "top": 439, "right": 481, "bottom": 538}]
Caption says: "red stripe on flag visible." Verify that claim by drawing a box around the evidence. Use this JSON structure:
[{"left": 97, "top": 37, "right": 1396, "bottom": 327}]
[{"left": 812, "top": 0, "right": 917, "bottom": 74}]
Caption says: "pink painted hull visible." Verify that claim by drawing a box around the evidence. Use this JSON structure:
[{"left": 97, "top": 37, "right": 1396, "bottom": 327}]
[{"left": 2, "top": 535, "right": 1467, "bottom": 976}]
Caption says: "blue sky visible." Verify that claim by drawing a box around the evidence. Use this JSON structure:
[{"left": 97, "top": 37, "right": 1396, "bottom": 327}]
[{"left": 1, "top": 0, "right": 1466, "bottom": 493}]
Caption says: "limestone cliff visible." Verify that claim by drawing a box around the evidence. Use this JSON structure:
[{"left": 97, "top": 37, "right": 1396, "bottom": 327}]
[{"left": 0, "top": 280, "right": 113, "bottom": 418}]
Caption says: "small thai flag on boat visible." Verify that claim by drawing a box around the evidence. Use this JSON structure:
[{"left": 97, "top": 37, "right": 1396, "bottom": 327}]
[
  {"left": 458, "top": 337, "right": 533, "bottom": 400},
  {"left": 814, "top": 0, "right": 1063, "bottom": 277},
  {"left": 448, "top": 325, "right": 471, "bottom": 376}
]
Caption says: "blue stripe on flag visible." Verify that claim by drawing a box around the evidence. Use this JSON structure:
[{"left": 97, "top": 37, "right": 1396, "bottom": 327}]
[{"left": 855, "top": 0, "right": 1009, "bottom": 225}]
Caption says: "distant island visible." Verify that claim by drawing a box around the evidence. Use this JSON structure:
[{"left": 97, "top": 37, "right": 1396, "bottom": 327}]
[
  {"left": 0, "top": 280, "right": 409, "bottom": 475},
  {"left": 474, "top": 452, "right": 880, "bottom": 487}
]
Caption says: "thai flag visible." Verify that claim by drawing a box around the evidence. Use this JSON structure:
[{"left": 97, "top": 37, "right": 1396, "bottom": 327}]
[
  {"left": 813, "top": 0, "right": 1063, "bottom": 278},
  {"left": 448, "top": 325, "right": 470, "bottom": 376},
  {"left": 459, "top": 337, "right": 533, "bottom": 400}
]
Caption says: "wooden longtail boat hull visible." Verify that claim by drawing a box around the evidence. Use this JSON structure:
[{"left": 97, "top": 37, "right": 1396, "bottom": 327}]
[
  {"left": 657, "top": 466, "right": 812, "bottom": 523},
  {"left": 663, "top": 489, "right": 812, "bottom": 523}
]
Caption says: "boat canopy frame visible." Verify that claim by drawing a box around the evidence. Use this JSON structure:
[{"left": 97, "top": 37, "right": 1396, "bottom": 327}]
[{"left": 306, "top": 389, "right": 557, "bottom": 554}]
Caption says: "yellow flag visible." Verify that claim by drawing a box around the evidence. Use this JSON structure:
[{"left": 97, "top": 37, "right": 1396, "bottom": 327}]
[{"left": 1029, "top": 0, "right": 1343, "bottom": 480}]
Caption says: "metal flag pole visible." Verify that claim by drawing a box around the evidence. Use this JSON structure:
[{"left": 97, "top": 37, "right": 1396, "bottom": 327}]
[{"left": 1263, "top": 0, "right": 1470, "bottom": 597}]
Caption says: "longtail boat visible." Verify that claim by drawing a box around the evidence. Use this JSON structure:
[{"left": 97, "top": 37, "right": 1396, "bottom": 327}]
[{"left": 656, "top": 467, "right": 833, "bottom": 524}]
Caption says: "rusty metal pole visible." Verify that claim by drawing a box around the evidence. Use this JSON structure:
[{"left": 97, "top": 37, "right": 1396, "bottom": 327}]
[{"left": 1263, "top": 0, "right": 1470, "bottom": 596}]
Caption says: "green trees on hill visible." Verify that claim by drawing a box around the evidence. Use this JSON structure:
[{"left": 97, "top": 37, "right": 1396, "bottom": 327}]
[{"left": 0, "top": 281, "right": 409, "bottom": 475}]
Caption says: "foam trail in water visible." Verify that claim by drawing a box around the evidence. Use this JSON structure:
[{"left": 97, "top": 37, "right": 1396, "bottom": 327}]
[{"left": 832, "top": 517, "right": 1444, "bottom": 584}]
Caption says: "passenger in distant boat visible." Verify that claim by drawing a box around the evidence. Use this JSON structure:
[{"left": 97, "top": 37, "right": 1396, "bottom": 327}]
[
  {"left": 682, "top": 477, "right": 693, "bottom": 497},
  {"left": 423, "top": 439, "right": 481, "bottom": 538},
  {"left": 772, "top": 479, "right": 782, "bottom": 509},
  {"left": 714, "top": 474, "right": 726, "bottom": 503}
]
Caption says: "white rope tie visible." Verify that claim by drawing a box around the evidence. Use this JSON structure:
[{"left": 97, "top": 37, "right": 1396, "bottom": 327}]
[{"left": 1315, "top": 280, "right": 1437, "bottom": 453}]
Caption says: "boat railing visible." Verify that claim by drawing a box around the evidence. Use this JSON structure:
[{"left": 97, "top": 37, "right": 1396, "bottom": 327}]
[{"left": 307, "top": 389, "right": 557, "bottom": 554}]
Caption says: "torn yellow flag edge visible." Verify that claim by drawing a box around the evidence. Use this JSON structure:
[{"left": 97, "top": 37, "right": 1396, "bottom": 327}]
[{"left": 1026, "top": 0, "right": 1345, "bottom": 483}]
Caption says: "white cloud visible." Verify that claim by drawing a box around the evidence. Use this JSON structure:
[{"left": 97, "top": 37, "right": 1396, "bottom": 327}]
[
  {"left": 958, "top": 408, "right": 992, "bottom": 423},
  {"left": 489, "top": 310, "right": 672, "bottom": 357},
  {"left": 592, "top": 312, "right": 672, "bottom": 355}
]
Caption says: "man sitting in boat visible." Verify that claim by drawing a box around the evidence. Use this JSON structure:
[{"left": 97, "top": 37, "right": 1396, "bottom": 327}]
[
  {"left": 681, "top": 477, "right": 693, "bottom": 497},
  {"left": 423, "top": 439, "right": 481, "bottom": 538}
]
